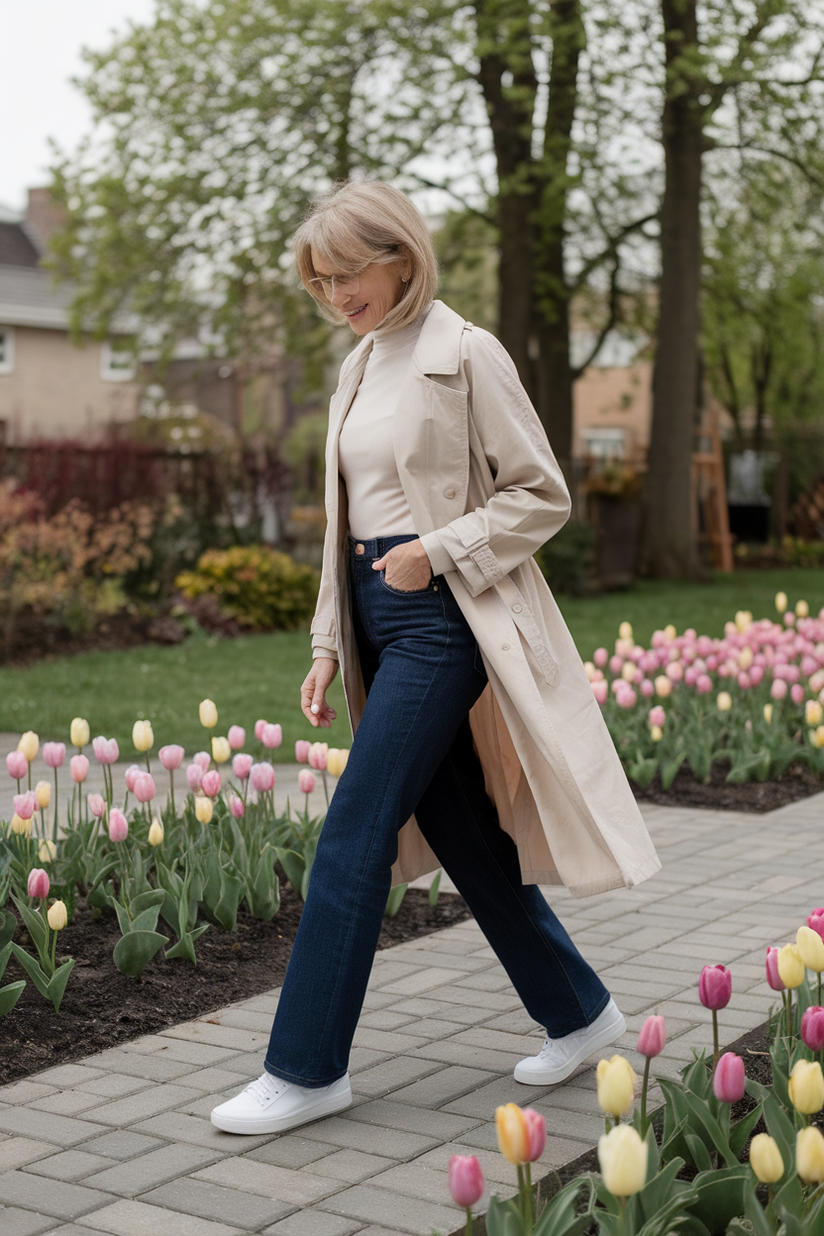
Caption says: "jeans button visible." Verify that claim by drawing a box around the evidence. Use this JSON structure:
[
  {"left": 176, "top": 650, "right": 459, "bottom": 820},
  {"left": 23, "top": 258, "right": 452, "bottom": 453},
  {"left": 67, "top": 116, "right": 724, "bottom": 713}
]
[{"left": 355, "top": 543, "right": 365, "bottom": 555}]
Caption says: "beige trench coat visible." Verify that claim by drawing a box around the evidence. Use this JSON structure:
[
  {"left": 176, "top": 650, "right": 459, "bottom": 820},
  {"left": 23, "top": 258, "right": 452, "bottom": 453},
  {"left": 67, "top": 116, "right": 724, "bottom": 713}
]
[{"left": 311, "top": 300, "right": 661, "bottom": 898}]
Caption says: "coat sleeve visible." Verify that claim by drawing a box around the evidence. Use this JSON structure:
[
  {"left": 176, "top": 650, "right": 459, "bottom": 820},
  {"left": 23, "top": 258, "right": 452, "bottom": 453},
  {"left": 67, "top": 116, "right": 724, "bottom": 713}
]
[{"left": 418, "top": 327, "right": 571, "bottom": 596}]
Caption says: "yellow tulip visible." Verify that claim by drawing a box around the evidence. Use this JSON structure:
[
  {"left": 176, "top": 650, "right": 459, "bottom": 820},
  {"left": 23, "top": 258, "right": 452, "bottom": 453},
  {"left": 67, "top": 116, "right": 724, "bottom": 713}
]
[
  {"left": 777, "top": 943, "right": 805, "bottom": 989},
  {"left": 775, "top": 591, "right": 788, "bottom": 614},
  {"left": 148, "top": 817, "right": 164, "bottom": 847},
  {"left": 598, "top": 1124, "right": 648, "bottom": 1198},
  {"left": 618, "top": 621, "right": 633, "bottom": 641},
  {"left": 132, "top": 720, "right": 154, "bottom": 752},
  {"left": 811, "top": 729, "right": 824, "bottom": 750},
  {"left": 650, "top": 725, "right": 663, "bottom": 743},
  {"left": 789, "top": 1060, "right": 824, "bottom": 1115},
  {"left": 17, "top": 731, "right": 39, "bottom": 763},
  {"left": 763, "top": 704, "right": 773, "bottom": 724},
  {"left": 738, "top": 646, "right": 754, "bottom": 670},
  {"left": 70, "top": 717, "right": 90, "bottom": 748},
  {"left": 199, "top": 699, "right": 218, "bottom": 728},
  {"left": 797, "top": 1126, "right": 824, "bottom": 1185},
  {"left": 327, "top": 748, "right": 350, "bottom": 777},
  {"left": 717, "top": 692, "right": 732, "bottom": 712},
  {"left": 47, "top": 900, "right": 68, "bottom": 931},
  {"left": 621, "top": 661, "right": 637, "bottom": 682},
  {"left": 495, "top": 1103, "right": 529, "bottom": 1165},
  {"left": 35, "top": 780, "right": 51, "bottom": 809},
  {"left": 211, "top": 736, "right": 231, "bottom": 764},
  {"left": 10, "top": 813, "right": 31, "bottom": 837},
  {"left": 654, "top": 675, "right": 672, "bottom": 698},
  {"left": 596, "top": 1055, "right": 636, "bottom": 1118},
  {"left": 195, "top": 796, "right": 213, "bottom": 825},
  {"left": 796, "top": 599, "right": 810, "bottom": 619},
  {"left": 798, "top": 925, "right": 824, "bottom": 972},
  {"left": 734, "top": 610, "right": 753, "bottom": 632},
  {"left": 663, "top": 624, "right": 676, "bottom": 641},
  {"left": 38, "top": 839, "right": 57, "bottom": 863},
  {"left": 806, "top": 700, "right": 823, "bottom": 727},
  {"left": 749, "top": 1134, "right": 783, "bottom": 1184}
]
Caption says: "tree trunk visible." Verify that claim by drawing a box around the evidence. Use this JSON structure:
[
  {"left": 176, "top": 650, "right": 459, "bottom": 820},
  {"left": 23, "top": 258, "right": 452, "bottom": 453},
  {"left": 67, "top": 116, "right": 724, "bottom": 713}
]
[{"left": 641, "top": 0, "right": 705, "bottom": 578}]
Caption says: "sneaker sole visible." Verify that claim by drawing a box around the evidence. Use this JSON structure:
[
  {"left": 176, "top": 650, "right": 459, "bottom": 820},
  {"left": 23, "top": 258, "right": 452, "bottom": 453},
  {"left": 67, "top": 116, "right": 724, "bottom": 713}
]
[
  {"left": 211, "top": 1087, "right": 351, "bottom": 1135},
  {"left": 513, "top": 1008, "right": 627, "bottom": 1086}
]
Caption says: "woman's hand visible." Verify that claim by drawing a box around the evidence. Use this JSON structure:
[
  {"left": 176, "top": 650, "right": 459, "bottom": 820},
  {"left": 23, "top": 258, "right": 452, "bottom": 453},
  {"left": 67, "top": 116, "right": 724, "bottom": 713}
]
[
  {"left": 373, "top": 539, "right": 432, "bottom": 591},
  {"left": 300, "top": 657, "right": 339, "bottom": 728}
]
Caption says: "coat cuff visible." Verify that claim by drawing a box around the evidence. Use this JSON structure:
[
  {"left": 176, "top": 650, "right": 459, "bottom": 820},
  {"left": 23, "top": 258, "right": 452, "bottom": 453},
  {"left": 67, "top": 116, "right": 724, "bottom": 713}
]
[
  {"left": 312, "top": 643, "right": 338, "bottom": 662},
  {"left": 419, "top": 530, "right": 454, "bottom": 577}
]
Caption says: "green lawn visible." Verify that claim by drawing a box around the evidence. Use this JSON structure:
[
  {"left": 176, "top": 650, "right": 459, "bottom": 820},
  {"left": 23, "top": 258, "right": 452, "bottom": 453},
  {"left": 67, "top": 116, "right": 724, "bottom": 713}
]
[{"left": 0, "top": 568, "right": 820, "bottom": 759}]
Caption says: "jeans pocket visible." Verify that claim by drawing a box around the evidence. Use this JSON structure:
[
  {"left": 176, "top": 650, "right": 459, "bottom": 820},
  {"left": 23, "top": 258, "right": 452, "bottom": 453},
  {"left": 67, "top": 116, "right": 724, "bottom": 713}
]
[{"left": 379, "top": 570, "right": 433, "bottom": 596}]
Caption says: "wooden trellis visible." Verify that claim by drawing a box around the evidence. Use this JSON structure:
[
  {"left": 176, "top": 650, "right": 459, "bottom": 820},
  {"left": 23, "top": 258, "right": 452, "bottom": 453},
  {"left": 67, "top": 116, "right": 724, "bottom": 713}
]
[{"left": 692, "top": 413, "right": 734, "bottom": 571}]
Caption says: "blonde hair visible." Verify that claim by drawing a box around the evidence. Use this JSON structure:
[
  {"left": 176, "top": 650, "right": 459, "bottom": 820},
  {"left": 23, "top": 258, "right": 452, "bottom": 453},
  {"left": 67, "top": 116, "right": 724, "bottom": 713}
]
[{"left": 293, "top": 181, "right": 438, "bottom": 332}]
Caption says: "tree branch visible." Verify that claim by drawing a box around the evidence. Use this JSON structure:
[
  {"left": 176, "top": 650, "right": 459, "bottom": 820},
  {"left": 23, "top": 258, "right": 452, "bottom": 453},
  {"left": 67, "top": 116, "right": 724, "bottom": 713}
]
[
  {"left": 570, "top": 256, "right": 621, "bottom": 380},
  {"left": 571, "top": 211, "right": 658, "bottom": 291}
]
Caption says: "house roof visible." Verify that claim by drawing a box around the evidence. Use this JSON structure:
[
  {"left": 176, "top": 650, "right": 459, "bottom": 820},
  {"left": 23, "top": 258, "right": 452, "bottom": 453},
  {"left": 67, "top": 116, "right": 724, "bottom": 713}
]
[
  {"left": 0, "top": 222, "right": 40, "bottom": 268},
  {"left": 0, "top": 266, "right": 75, "bottom": 329}
]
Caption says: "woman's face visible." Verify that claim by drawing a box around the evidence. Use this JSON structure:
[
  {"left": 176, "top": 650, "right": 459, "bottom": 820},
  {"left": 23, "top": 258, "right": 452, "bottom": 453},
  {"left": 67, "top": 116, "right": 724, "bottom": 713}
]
[{"left": 310, "top": 248, "right": 407, "bottom": 335}]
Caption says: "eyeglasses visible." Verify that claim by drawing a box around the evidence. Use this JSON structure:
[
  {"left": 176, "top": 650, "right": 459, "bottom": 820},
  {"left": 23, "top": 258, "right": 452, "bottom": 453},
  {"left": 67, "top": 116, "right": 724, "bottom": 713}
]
[{"left": 307, "top": 271, "right": 364, "bottom": 298}]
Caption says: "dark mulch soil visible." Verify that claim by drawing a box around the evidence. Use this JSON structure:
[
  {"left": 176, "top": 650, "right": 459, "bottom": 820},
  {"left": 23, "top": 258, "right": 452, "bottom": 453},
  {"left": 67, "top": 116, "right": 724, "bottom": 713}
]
[
  {"left": 0, "top": 885, "right": 471, "bottom": 1087},
  {"left": 633, "top": 759, "right": 823, "bottom": 813}
]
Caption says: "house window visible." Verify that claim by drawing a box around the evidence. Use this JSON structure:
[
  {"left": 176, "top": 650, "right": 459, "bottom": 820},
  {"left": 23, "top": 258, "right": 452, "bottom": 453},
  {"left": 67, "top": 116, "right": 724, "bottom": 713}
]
[
  {"left": 584, "top": 428, "right": 626, "bottom": 461},
  {"left": 100, "top": 337, "right": 136, "bottom": 382},
  {"left": 0, "top": 326, "right": 15, "bottom": 375}
]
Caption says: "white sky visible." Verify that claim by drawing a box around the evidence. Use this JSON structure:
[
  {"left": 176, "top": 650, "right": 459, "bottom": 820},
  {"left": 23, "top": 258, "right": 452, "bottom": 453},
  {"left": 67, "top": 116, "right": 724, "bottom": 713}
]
[{"left": 0, "top": 0, "right": 157, "bottom": 213}]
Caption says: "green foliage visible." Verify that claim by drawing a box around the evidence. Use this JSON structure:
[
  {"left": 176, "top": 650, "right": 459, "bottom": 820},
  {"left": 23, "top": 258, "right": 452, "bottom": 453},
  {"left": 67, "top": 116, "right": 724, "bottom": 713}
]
[
  {"left": 534, "top": 522, "right": 598, "bottom": 597},
  {"left": 176, "top": 545, "right": 319, "bottom": 632}
]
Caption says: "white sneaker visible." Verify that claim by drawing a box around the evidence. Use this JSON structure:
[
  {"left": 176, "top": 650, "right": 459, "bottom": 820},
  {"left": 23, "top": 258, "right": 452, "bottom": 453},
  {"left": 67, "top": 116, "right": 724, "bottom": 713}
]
[
  {"left": 514, "top": 998, "right": 626, "bottom": 1086},
  {"left": 210, "top": 1070, "right": 352, "bottom": 1134}
]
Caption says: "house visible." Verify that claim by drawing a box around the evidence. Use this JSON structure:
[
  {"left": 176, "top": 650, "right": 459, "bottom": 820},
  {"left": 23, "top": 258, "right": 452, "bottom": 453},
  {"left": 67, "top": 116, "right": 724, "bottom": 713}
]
[{"left": 572, "top": 329, "right": 652, "bottom": 468}]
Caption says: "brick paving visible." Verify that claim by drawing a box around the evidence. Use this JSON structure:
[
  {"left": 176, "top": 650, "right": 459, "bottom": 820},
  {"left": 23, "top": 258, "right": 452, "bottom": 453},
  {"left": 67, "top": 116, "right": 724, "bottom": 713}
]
[{"left": 1, "top": 789, "right": 822, "bottom": 1235}]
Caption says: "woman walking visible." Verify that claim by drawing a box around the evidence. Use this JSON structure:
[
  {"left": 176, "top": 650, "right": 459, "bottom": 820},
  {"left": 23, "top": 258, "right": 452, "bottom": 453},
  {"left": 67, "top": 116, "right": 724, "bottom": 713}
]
[{"left": 212, "top": 182, "right": 660, "bottom": 1136}]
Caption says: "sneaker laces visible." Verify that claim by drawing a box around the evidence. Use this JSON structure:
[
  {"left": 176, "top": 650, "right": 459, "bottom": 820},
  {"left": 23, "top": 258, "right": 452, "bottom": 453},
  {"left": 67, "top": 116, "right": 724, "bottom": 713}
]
[{"left": 246, "top": 1072, "right": 287, "bottom": 1107}]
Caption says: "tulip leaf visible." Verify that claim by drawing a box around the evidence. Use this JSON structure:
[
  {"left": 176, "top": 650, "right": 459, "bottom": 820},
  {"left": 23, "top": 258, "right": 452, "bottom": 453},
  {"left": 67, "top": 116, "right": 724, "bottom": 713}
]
[
  {"left": 660, "top": 751, "right": 687, "bottom": 790},
  {"left": 428, "top": 868, "right": 442, "bottom": 907},
  {"left": 45, "top": 958, "right": 75, "bottom": 1013},
  {"left": 685, "top": 1165, "right": 748, "bottom": 1234},
  {"left": 10, "top": 943, "right": 51, "bottom": 998},
  {"left": 679, "top": 1090, "right": 739, "bottom": 1168},
  {"left": 772, "top": 1173, "right": 804, "bottom": 1223},
  {"left": 113, "top": 930, "right": 167, "bottom": 977},
  {"left": 742, "top": 1176, "right": 776, "bottom": 1236},
  {"left": 533, "top": 1177, "right": 593, "bottom": 1236},
  {"left": 384, "top": 883, "right": 408, "bottom": 919},
  {"left": 131, "top": 889, "right": 166, "bottom": 918},
  {"left": 129, "top": 904, "right": 162, "bottom": 933},
  {"left": 0, "top": 909, "right": 16, "bottom": 951},
  {"left": 0, "top": 940, "right": 13, "bottom": 982},
  {"left": 113, "top": 900, "right": 132, "bottom": 936},
  {"left": 11, "top": 894, "right": 48, "bottom": 958},
  {"left": 684, "top": 1131, "right": 713, "bottom": 1173},
  {"left": 629, "top": 755, "right": 658, "bottom": 789},
  {"left": 728, "top": 1101, "right": 764, "bottom": 1160},
  {"left": 165, "top": 924, "right": 209, "bottom": 966},
  {"left": 0, "top": 978, "right": 25, "bottom": 1016},
  {"left": 485, "top": 1195, "right": 527, "bottom": 1236},
  {"left": 761, "top": 1090, "right": 798, "bottom": 1178}
]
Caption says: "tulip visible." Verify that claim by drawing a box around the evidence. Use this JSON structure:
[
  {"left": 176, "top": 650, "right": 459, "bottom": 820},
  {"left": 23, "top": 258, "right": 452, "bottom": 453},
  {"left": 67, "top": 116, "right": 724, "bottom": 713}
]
[
  {"left": 47, "top": 900, "right": 67, "bottom": 931},
  {"left": 593, "top": 647, "right": 608, "bottom": 668},
  {"left": 108, "top": 809, "right": 128, "bottom": 842},
  {"left": 308, "top": 742, "right": 328, "bottom": 771},
  {"left": 699, "top": 964, "right": 732, "bottom": 1010},
  {"left": 621, "top": 661, "right": 637, "bottom": 683},
  {"left": 596, "top": 1055, "right": 636, "bottom": 1118},
  {"left": 262, "top": 723, "right": 283, "bottom": 750},
  {"left": 35, "top": 780, "right": 51, "bottom": 809},
  {"left": 654, "top": 675, "right": 672, "bottom": 698},
  {"left": 592, "top": 679, "right": 608, "bottom": 705},
  {"left": 199, "top": 699, "right": 218, "bottom": 728},
  {"left": 14, "top": 791, "right": 38, "bottom": 820},
  {"left": 713, "top": 1052, "right": 745, "bottom": 1103},
  {"left": 159, "top": 744, "right": 185, "bottom": 770},
  {"left": 618, "top": 621, "right": 633, "bottom": 640},
  {"left": 797, "top": 599, "right": 810, "bottom": 619},
  {"left": 228, "top": 725, "right": 245, "bottom": 750},
  {"left": 749, "top": 1134, "right": 783, "bottom": 1185},
  {"left": 770, "top": 678, "right": 788, "bottom": 701},
  {"left": 148, "top": 817, "right": 164, "bottom": 846},
  {"left": 124, "top": 764, "right": 141, "bottom": 792},
  {"left": 251, "top": 762, "right": 275, "bottom": 793},
  {"left": 295, "top": 739, "right": 311, "bottom": 763},
  {"left": 778, "top": 943, "right": 805, "bottom": 989},
  {"left": 193, "top": 750, "right": 211, "bottom": 771},
  {"left": 132, "top": 720, "right": 154, "bottom": 752},
  {"left": 496, "top": 1103, "right": 529, "bottom": 1164},
  {"left": 6, "top": 750, "right": 28, "bottom": 780},
  {"left": 229, "top": 795, "right": 245, "bottom": 819},
  {"left": 88, "top": 793, "right": 106, "bottom": 818},
  {"left": 808, "top": 909, "right": 824, "bottom": 942},
  {"left": 133, "top": 773, "right": 156, "bottom": 804},
  {"left": 298, "top": 769, "right": 315, "bottom": 795},
  {"left": 70, "top": 717, "right": 90, "bottom": 748},
  {"left": 598, "top": 1124, "right": 648, "bottom": 1198},
  {"left": 717, "top": 691, "right": 732, "bottom": 712},
  {"left": 201, "top": 769, "right": 222, "bottom": 797},
  {"left": 789, "top": 1059, "right": 824, "bottom": 1114},
  {"left": 806, "top": 700, "right": 824, "bottom": 727},
  {"left": 812, "top": 728, "right": 824, "bottom": 750},
  {"left": 523, "top": 1108, "right": 546, "bottom": 1161},
  {"left": 233, "top": 753, "right": 254, "bottom": 781},
  {"left": 186, "top": 763, "right": 203, "bottom": 792},
  {"left": 763, "top": 703, "right": 773, "bottom": 723},
  {"left": 38, "top": 839, "right": 57, "bottom": 864},
  {"left": 637, "top": 1015, "right": 665, "bottom": 1058},
  {"left": 448, "top": 1154, "right": 484, "bottom": 1209},
  {"left": 650, "top": 724, "right": 663, "bottom": 742},
  {"left": 648, "top": 706, "right": 666, "bottom": 729},
  {"left": 765, "top": 946, "right": 785, "bottom": 992},
  {"left": 27, "top": 868, "right": 50, "bottom": 899},
  {"left": 211, "top": 736, "right": 231, "bottom": 764},
  {"left": 798, "top": 925, "right": 824, "bottom": 973},
  {"left": 775, "top": 591, "right": 788, "bottom": 613},
  {"left": 17, "top": 731, "right": 39, "bottom": 762},
  {"left": 696, "top": 673, "right": 713, "bottom": 694},
  {"left": 42, "top": 742, "right": 65, "bottom": 768},
  {"left": 616, "top": 687, "right": 637, "bottom": 709},
  {"left": 797, "top": 1126, "right": 824, "bottom": 1184},
  {"left": 327, "top": 748, "right": 350, "bottom": 778},
  {"left": 801, "top": 1006, "right": 824, "bottom": 1053},
  {"left": 92, "top": 736, "right": 119, "bottom": 764},
  {"left": 254, "top": 719, "right": 267, "bottom": 740},
  {"left": 10, "top": 813, "right": 31, "bottom": 837},
  {"left": 195, "top": 796, "right": 213, "bottom": 824},
  {"left": 70, "top": 754, "right": 89, "bottom": 783},
  {"left": 640, "top": 678, "right": 655, "bottom": 697}
]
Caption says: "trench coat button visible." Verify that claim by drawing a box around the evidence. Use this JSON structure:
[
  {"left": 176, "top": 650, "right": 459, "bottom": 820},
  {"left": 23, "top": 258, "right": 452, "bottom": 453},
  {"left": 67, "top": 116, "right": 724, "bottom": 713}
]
[
  {"left": 444, "top": 488, "right": 456, "bottom": 499},
  {"left": 512, "top": 604, "right": 522, "bottom": 613},
  {"left": 502, "top": 643, "right": 510, "bottom": 651},
  {"left": 355, "top": 543, "right": 365, "bottom": 555}
]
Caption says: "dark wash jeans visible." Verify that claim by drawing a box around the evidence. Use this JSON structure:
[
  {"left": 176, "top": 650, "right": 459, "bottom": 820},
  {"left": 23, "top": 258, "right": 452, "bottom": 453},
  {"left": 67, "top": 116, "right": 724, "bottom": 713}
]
[{"left": 264, "top": 535, "right": 609, "bottom": 1087}]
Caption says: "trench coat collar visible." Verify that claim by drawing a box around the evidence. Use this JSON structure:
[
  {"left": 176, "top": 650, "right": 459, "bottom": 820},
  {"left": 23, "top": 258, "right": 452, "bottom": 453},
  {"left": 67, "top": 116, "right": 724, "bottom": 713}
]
[{"left": 411, "top": 300, "right": 467, "bottom": 376}]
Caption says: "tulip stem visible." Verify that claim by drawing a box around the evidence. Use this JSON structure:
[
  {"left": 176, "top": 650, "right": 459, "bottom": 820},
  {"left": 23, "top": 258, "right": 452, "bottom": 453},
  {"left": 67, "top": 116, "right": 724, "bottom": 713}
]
[
  {"left": 169, "top": 771, "right": 176, "bottom": 818},
  {"left": 640, "top": 1056, "right": 651, "bottom": 1136},
  {"left": 322, "top": 768, "right": 329, "bottom": 808},
  {"left": 787, "top": 991, "right": 793, "bottom": 1042},
  {"left": 464, "top": 1207, "right": 473, "bottom": 1236},
  {"left": 712, "top": 1010, "right": 719, "bottom": 1069},
  {"left": 52, "top": 768, "right": 59, "bottom": 845}
]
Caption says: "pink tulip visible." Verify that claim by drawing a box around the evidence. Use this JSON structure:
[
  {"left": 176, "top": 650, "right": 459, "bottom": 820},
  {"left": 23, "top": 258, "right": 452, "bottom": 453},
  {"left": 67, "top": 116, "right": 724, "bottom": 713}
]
[
  {"left": 201, "top": 770, "right": 222, "bottom": 798},
  {"left": 609, "top": 655, "right": 624, "bottom": 676},
  {"left": 108, "top": 809, "right": 128, "bottom": 842},
  {"left": 523, "top": 1108, "right": 546, "bottom": 1161},
  {"left": 766, "top": 946, "right": 785, "bottom": 992},
  {"left": 592, "top": 679, "right": 608, "bottom": 705},
  {"left": 593, "top": 647, "right": 608, "bottom": 668},
  {"left": 254, "top": 719, "right": 267, "bottom": 741},
  {"left": 699, "top": 964, "right": 732, "bottom": 1010},
  {"left": 251, "top": 762, "right": 275, "bottom": 792},
  {"left": 298, "top": 769, "right": 315, "bottom": 795},
  {"left": 713, "top": 1052, "right": 745, "bottom": 1103},
  {"left": 27, "top": 868, "right": 50, "bottom": 899},
  {"left": 808, "top": 909, "right": 824, "bottom": 942},
  {"left": 791, "top": 683, "right": 805, "bottom": 704},
  {"left": 262, "top": 723, "right": 283, "bottom": 750},
  {"left": 696, "top": 674, "right": 713, "bottom": 694},
  {"left": 616, "top": 687, "right": 637, "bottom": 709},
  {"left": 665, "top": 661, "right": 683, "bottom": 682},
  {"left": 124, "top": 764, "right": 141, "bottom": 792},
  {"left": 14, "top": 791, "right": 38, "bottom": 820},
  {"left": 448, "top": 1155, "right": 484, "bottom": 1208},
  {"left": 6, "top": 751, "right": 27, "bottom": 780},
  {"left": 228, "top": 725, "right": 246, "bottom": 750},
  {"left": 70, "top": 754, "right": 90, "bottom": 783},
  {"left": 749, "top": 666, "right": 764, "bottom": 686},
  {"left": 186, "top": 763, "right": 203, "bottom": 792},
  {"left": 42, "top": 742, "right": 66, "bottom": 768},
  {"left": 232, "top": 753, "right": 253, "bottom": 781},
  {"left": 648, "top": 706, "right": 666, "bottom": 728},
  {"left": 133, "top": 773, "right": 156, "bottom": 803},
  {"left": 637, "top": 1014, "right": 666, "bottom": 1058},
  {"left": 88, "top": 793, "right": 107, "bottom": 819},
  {"left": 308, "top": 743, "right": 328, "bottom": 771},
  {"left": 801, "top": 1006, "right": 824, "bottom": 1052},
  {"left": 229, "top": 795, "right": 245, "bottom": 819},
  {"left": 159, "top": 744, "right": 185, "bottom": 771},
  {"left": 93, "top": 736, "right": 119, "bottom": 764},
  {"left": 639, "top": 678, "right": 654, "bottom": 697},
  {"left": 193, "top": 751, "right": 211, "bottom": 771},
  {"left": 295, "top": 740, "right": 311, "bottom": 763},
  {"left": 770, "top": 678, "right": 787, "bottom": 701},
  {"left": 737, "top": 672, "right": 751, "bottom": 690}
]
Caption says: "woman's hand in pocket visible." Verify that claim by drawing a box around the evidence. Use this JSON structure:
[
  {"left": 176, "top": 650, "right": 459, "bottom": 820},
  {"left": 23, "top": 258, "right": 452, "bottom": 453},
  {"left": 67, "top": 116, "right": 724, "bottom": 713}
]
[{"left": 373, "top": 540, "right": 432, "bottom": 591}]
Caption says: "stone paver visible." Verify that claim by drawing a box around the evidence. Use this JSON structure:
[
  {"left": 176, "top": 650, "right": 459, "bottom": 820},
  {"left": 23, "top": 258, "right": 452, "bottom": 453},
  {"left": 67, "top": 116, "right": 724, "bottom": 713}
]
[{"left": 2, "top": 791, "right": 823, "bottom": 1234}]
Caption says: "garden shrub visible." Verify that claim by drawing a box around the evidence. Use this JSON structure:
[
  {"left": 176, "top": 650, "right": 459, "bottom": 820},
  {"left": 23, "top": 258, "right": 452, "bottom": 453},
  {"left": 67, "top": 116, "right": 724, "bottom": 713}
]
[
  {"left": 534, "top": 520, "right": 598, "bottom": 596},
  {"left": 175, "top": 545, "right": 319, "bottom": 632}
]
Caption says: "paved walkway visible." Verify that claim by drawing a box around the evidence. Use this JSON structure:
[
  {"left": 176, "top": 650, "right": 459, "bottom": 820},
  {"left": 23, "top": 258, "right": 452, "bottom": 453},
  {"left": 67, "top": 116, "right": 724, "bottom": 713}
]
[{"left": 1, "top": 790, "right": 822, "bottom": 1236}]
